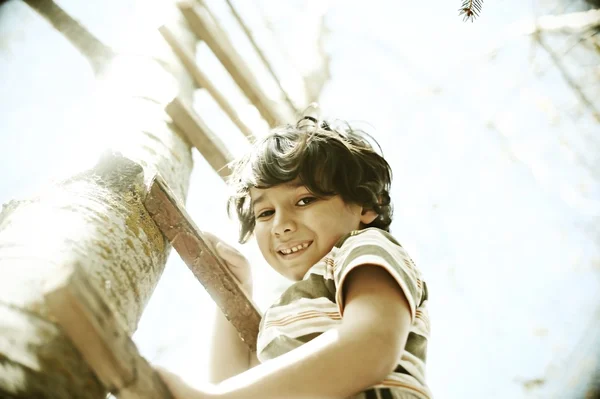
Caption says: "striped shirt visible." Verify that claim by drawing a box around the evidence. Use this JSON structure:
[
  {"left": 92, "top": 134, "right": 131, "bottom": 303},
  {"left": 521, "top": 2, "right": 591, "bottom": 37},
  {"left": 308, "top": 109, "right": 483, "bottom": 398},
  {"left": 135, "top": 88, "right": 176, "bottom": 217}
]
[{"left": 257, "top": 228, "right": 432, "bottom": 399}]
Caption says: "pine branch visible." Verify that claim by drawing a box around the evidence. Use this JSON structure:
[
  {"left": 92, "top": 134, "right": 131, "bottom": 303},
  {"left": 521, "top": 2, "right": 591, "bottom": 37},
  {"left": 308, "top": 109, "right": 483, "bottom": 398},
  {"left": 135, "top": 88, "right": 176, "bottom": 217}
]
[{"left": 459, "top": 0, "right": 484, "bottom": 22}]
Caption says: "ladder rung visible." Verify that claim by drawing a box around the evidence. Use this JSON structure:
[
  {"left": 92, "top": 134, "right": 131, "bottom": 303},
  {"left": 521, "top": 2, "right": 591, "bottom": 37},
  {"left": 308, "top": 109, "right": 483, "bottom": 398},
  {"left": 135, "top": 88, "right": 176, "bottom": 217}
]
[
  {"left": 179, "top": 2, "right": 295, "bottom": 126},
  {"left": 159, "top": 24, "right": 255, "bottom": 140},
  {"left": 44, "top": 265, "right": 174, "bottom": 399},
  {"left": 165, "top": 96, "right": 233, "bottom": 179}
]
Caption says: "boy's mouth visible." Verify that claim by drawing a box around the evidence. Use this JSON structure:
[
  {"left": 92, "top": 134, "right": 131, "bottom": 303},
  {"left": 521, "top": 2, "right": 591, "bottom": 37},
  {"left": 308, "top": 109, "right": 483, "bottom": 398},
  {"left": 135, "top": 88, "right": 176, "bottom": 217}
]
[{"left": 277, "top": 241, "right": 312, "bottom": 256}]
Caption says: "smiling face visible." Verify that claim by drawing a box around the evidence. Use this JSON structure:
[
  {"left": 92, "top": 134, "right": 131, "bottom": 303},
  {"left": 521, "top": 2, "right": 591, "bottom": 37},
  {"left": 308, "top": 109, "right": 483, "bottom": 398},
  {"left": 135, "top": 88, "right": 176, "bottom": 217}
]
[{"left": 250, "top": 181, "right": 377, "bottom": 281}]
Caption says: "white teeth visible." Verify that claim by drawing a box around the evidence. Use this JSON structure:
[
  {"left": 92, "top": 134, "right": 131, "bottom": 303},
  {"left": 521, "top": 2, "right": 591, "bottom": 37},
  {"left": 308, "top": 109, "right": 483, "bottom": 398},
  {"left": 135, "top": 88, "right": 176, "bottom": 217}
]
[{"left": 280, "top": 242, "right": 310, "bottom": 255}]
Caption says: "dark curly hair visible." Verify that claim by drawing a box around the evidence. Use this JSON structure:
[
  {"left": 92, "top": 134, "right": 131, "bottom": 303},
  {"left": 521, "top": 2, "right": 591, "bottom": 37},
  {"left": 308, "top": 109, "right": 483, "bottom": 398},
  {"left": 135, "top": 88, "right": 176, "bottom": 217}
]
[{"left": 227, "top": 121, "right": 393, "bottom": 244}]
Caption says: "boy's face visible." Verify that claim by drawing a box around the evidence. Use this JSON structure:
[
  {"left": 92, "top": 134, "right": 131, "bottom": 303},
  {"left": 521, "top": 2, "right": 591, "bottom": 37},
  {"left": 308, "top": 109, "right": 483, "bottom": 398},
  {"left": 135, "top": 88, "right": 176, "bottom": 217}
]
[{"left": 250, "top": 180, "right": 377, "bottom": 281}]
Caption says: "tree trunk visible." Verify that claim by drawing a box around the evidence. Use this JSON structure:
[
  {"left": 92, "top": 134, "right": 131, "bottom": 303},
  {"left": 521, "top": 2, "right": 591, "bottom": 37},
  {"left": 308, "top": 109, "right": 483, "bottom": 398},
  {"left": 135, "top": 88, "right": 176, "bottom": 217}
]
[{"left": 0, "top": 1, "right": 197, "bottom": 397}]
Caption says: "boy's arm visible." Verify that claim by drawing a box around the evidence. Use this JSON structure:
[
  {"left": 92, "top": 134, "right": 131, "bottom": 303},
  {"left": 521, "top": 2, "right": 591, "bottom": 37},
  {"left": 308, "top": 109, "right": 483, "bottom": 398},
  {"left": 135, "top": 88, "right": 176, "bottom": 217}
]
[
  {"left": 208, "top": 306, "right": 255, "bottom": 383},
  {"left": 201, "top": 234, "right": 259, "bottom": 383},
  {"left": 215, "top": 265, "right": 412, "bottom": 399}
]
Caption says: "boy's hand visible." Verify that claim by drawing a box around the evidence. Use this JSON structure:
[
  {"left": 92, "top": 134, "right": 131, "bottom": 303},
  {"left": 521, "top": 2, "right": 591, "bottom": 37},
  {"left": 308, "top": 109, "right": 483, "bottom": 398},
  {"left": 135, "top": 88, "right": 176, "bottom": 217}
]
[{"left": 202, "top": 232, "right": 253, "bottom": 297}]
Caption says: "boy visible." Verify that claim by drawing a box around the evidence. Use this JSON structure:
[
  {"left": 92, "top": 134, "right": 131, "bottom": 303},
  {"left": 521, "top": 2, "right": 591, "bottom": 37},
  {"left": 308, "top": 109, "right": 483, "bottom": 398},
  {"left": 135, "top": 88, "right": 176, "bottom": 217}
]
[{"left": 158, "top": 106, "right": 432, "bottom": 399}]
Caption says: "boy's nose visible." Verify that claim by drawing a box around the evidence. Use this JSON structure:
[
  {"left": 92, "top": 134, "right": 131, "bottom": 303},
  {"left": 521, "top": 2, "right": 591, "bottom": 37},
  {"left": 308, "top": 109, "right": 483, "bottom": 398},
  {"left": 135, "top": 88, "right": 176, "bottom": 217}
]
[{"left": 272, "top": 212, "right": 296, "bottom": 236}]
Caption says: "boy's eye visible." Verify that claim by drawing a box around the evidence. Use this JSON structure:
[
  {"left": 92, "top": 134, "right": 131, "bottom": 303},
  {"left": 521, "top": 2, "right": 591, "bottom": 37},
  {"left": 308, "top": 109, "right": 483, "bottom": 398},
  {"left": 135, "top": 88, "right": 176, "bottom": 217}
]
[
  {"left": 296, "top": 196, "right": 317, "bottom": 206},
  {"left": 256, "top": 210, "right": 274, "bottom": 219}
]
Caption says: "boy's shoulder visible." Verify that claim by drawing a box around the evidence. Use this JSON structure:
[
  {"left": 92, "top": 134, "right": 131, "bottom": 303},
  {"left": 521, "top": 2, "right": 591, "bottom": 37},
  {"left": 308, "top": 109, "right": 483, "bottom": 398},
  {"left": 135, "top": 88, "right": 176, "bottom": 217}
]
[
  {"left": 333, "top": 227, "right": 403, "bottom": 250},
  {"left": 330, "top": 227, "right": 420, "bottom": 279}
]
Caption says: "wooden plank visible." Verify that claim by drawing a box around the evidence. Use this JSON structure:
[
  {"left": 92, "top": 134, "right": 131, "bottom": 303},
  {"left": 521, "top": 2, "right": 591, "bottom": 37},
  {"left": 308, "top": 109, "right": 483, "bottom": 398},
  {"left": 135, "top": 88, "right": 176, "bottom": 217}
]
[
  {"left": 160, "top": 24, "right": 255, "bottom": 140},
  {"left": 224, "top": 0, "right": 302, "bottom": 113},
  {"left": 165, "top": 97, "right": 233, "bottom": 179},
  {"left": 44, "top": 265, "right": 173, "bottom": 399},
  {"left": 144, "top": 174, "right": 261, "bottom": 351},
  {"left": 179, "top": 1, "right": 295, "bottom": 127}
]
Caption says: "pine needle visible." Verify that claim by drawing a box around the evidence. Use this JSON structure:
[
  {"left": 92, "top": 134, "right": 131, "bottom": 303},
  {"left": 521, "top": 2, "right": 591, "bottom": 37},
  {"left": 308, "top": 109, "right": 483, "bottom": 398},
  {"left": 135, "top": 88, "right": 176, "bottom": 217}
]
[{"left": 459, "top": 0, "right": 484, "bottom": 22}]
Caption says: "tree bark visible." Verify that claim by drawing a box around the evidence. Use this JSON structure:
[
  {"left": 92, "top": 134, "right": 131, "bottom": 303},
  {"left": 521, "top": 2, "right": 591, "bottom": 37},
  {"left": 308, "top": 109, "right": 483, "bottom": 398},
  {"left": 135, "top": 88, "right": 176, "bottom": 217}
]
[{"left": 0, "top": 1, "right": 196, "bottom": 397}]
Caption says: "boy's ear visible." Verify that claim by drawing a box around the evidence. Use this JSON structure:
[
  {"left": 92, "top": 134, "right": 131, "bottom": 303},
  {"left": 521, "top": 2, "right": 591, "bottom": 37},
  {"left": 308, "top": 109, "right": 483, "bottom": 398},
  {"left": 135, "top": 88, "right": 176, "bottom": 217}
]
[{"left": 360, "top": 208, "right": 378, "bottom": 225}]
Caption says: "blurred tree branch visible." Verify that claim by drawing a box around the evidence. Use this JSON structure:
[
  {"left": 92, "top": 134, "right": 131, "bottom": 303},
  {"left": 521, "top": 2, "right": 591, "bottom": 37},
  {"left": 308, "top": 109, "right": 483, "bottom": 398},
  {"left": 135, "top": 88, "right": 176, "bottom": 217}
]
[
  {"left": 459, "top": 0, "right": 484, "bottom": 22},
  {"left": 23, "top": 0, "right": 116, "bottom": 75},
  {"left": 533, "top": 30, "right": 600, "bottom": 121},
  {"left": 529, "top": 9, "right": 600, "bottom": 34},
  {"left": 531, "top": 8, "right": 600, "bottom": 122}
]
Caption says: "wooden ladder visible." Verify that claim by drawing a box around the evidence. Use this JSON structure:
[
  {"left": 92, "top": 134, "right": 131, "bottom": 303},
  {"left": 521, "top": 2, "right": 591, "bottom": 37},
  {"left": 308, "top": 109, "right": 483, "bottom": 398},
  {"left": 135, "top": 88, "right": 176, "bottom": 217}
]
[{"left": 42, "top": 2, "right": 317, "bottom": 397}]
